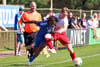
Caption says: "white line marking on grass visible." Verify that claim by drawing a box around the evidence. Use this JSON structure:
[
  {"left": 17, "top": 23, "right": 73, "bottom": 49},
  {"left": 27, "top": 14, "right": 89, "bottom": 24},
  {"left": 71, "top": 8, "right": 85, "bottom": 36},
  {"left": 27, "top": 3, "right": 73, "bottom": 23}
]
[
  {"left": 0, "top": 54, "right": 99, "bottom": 67},
  {"left": 34, "top": 53, "right": 100, "bottom": 67}
]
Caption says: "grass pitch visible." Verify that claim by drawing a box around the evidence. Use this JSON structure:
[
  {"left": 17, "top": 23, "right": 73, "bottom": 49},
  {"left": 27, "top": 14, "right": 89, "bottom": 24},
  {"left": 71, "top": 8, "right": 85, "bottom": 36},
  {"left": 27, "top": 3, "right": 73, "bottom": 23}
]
[{"left": 0, "top": 44, "right": 100, "bottom": 67}]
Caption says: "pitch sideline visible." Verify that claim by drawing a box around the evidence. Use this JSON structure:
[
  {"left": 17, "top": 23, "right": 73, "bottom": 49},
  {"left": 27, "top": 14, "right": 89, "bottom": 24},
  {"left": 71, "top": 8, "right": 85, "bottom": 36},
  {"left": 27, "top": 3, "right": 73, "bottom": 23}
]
[
  {"left": 0, "top": 53, "right": 100, "bottom": 67},
  {"left": 34, "top": 53, "right": 100, "bottom": 67}
]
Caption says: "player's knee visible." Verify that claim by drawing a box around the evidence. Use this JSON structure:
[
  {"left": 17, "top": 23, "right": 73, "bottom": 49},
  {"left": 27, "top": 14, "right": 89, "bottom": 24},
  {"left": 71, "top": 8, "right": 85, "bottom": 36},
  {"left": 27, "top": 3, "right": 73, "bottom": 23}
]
[{"left": 45, "top": 34, "right": 52, "bottom": 38}]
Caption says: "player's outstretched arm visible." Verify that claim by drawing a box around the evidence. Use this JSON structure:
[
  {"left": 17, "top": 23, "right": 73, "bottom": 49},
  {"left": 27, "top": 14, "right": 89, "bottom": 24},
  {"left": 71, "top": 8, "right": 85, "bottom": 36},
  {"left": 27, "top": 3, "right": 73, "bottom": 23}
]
[{"left": 21, "top": 18, "right": 37, "bottom": 24}]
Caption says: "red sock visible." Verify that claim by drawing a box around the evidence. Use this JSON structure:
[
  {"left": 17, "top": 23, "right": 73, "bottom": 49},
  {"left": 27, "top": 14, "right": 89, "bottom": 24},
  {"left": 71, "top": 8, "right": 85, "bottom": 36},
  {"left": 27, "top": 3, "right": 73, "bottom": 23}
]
[
  {"left": 70, "top": 52, "right": 75, "bottom": 60},
  {"left": 45, "top": 38, "right": 54, "bottom": 49}
]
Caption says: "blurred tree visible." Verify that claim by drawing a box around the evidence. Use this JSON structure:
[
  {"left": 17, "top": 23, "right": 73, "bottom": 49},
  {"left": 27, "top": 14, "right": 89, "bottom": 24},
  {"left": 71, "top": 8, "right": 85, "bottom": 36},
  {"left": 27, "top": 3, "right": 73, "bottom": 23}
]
[
  {"left": 69, "top": 0, "right": 100, "bottom": 10},
  {"left": 7, "top": 0, "right": 50, "bottom": 8},
  {"left": 82, "top": 0, "right": 100, "bottom": 10},
  {"left": 1, "top": 0, "right": 100, "bottom": 10},
  {"left": 53, "top": 0, "right": 70, "bottom": 8}
]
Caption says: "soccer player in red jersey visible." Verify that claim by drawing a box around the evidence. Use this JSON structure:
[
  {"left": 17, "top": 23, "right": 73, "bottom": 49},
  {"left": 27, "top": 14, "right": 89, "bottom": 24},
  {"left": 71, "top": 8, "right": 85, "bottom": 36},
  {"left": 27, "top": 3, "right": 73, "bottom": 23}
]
[{"left": 45, "top": 7, "right": 76, "bottom": 61}]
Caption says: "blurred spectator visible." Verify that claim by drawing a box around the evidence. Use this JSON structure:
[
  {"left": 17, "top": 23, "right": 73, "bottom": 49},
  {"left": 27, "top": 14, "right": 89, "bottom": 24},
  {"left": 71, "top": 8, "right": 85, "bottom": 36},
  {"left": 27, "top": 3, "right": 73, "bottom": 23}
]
[
  {"left": 87, "top": 15, "right": 98, "bottom": 39},
  {"left": 78, "top": 13, "right": 87, "bottom": 29},
  {"left": 14, "top": 7, "right": 25, "bottom": 56},
  {"left": 98, "top": 13, "right": 100, "bottom": 27},
  {"left": 93, "top": 13, "right": 99, "bottom": 28},
  {"left": 68, "top": 12, "right": 79, "bottom": 29},
  {"left": 73, "top": 14, "right": 80, "bottom": 28},
  {"left": 73, "top": 14, "right": 78, "bottom": 24}
]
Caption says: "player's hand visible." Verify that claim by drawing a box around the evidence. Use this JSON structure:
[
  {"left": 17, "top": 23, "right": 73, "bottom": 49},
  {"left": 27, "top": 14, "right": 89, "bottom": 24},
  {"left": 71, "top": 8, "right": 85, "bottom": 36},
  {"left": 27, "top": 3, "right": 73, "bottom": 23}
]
[{"left": 20, "top": 28, "right": 24, "bottom": 34}]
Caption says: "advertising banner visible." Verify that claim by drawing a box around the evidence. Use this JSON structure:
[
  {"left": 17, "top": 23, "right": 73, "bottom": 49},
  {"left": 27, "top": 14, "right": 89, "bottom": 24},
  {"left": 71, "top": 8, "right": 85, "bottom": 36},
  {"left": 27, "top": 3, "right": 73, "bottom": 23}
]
[
  {"left": 89, "top": 28, "right": 100, "bottom": 44},
  {"left": 67, "top": 29, "right": 89, "bottom": 46},
  {"left": 0, "top": 5, "right": 24, "bottom": 27}
]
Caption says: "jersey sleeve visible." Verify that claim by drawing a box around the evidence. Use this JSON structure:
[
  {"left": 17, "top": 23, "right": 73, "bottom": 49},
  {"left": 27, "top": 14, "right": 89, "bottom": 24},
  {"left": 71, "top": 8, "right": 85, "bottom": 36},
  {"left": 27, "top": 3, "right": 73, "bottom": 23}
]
[{"left": 36, "top": 20, "right": 48, "bottom": 26}]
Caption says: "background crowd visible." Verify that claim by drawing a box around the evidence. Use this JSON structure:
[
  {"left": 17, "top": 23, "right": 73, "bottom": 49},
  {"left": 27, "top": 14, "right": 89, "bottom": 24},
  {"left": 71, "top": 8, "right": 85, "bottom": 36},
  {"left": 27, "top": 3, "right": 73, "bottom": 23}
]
[{"left": 44, "top": 9, "right": 99, "bottom": 39}]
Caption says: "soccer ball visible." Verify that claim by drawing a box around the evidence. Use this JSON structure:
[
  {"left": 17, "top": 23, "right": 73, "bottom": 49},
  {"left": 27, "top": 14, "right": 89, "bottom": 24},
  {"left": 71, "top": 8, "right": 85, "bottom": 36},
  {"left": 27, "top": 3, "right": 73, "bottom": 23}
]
[{"left": 73, "top": 57, "right": 82, "bottom": 66}]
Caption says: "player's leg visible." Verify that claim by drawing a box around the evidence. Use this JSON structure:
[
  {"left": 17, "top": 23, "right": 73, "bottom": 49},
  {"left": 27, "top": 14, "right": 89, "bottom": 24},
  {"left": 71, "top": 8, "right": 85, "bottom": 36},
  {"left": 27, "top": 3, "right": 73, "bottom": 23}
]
[
  {"left": 65, "top": 44, "right": 75, "bottom": 60},
  {"left": 59, "top": 32, "right": 75, "bottom": 60},
  {"left": 29, "top": 32, "right": 37, "bottom": 58},
  {"left": 93, "top": 28, "right": 98, "bottom": 39},
  {"left": 26, "top": 46, "right": 32, "bottom": 58},
  {"left": 34, "top": 43, "right": 47, "bottom": 57},
  {"left": 26, "top": 38, "right": 43, "bottom": 66},
  {"left": 29, "top": 32, "right": 37, "bottom": 57},
  {"left": 24, "top": 38, "right": 31, "bottom": 58},
  {"left": 45, "top": 33, "right": 56, "bottom": 53},
  {"left": 23, "top": 32, "right": 33, "bottom": 58},
  {"left": 18, "top": 34, "right": 25, "bottom": 56},
  {"left": 26, "top": 43, "right": 47, "bottom": 66},
  {"left": 16, "top": 34, "right": 21, "bottom": 56},
  {"left": 16, "top": 42, "right": 20, "bottom": 56},
  {"left": 45, "top": 33, "right": 54, "bottom": 49},
  {"left": 29, "top": 44, "right": 34, "bottom": 57}
]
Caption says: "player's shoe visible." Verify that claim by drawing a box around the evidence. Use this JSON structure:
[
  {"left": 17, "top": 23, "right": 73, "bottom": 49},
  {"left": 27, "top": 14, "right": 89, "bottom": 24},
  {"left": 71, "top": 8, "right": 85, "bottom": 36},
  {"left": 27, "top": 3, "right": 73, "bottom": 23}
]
[
  {"left": 50, "top": 49, "right": 56, "bottom": 54},
  {"left": 25, "top": 61, "right": 31, "bottom": 66}
]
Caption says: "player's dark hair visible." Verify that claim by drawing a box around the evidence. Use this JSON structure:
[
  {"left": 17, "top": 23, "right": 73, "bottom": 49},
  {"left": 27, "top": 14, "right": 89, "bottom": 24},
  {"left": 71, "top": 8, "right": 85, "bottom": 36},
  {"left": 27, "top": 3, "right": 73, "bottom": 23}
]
[
  {"left": 47, "top": 16, "right": 58, "bottom": 26},
  {"left": 47, "top": 16, "right": 58, "bottom": 22}
]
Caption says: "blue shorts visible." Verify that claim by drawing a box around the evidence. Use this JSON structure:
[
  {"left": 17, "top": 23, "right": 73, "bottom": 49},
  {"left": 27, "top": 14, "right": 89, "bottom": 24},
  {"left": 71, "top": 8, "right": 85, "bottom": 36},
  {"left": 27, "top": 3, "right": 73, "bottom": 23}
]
[
  {"left": 17, "top": 33, "right": 24, "bottom": 43},
  {"left": 34, "top": 33, "right": 46, "bottom": 47}
]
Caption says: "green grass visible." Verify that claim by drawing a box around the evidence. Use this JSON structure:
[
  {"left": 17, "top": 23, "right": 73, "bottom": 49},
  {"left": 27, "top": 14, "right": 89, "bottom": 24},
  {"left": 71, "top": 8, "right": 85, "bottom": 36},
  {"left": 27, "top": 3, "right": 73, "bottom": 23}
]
[
  {"left": 0, "top": 47, "right": 14, "bottom": 52},
  {"left": 0, "top": 46, "right": 26, "bottom": 52},
  {"left": 0, "top": 44, "right": 100, "bottom": 67}
]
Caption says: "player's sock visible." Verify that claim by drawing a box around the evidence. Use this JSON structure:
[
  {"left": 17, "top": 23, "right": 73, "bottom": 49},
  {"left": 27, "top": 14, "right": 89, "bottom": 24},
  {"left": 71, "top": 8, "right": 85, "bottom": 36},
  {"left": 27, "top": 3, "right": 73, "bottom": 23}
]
[
  {"left": 30, "top": 48, "right": 34, "bottom": 57},
  {"left": 70, "top": 52, "right": 75, "bottom": 60},
  {"left": 27, "top": 49, "right": 31, "bottom": 59},
  {"left": 45, "top": 38, "right": 54, "bottom": 49},
  {"left": 29, "top": 56, "right": 35, "bottom": 62},
  {"left": 27, "top": 48, "right": 34, "bottom": 58}
]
